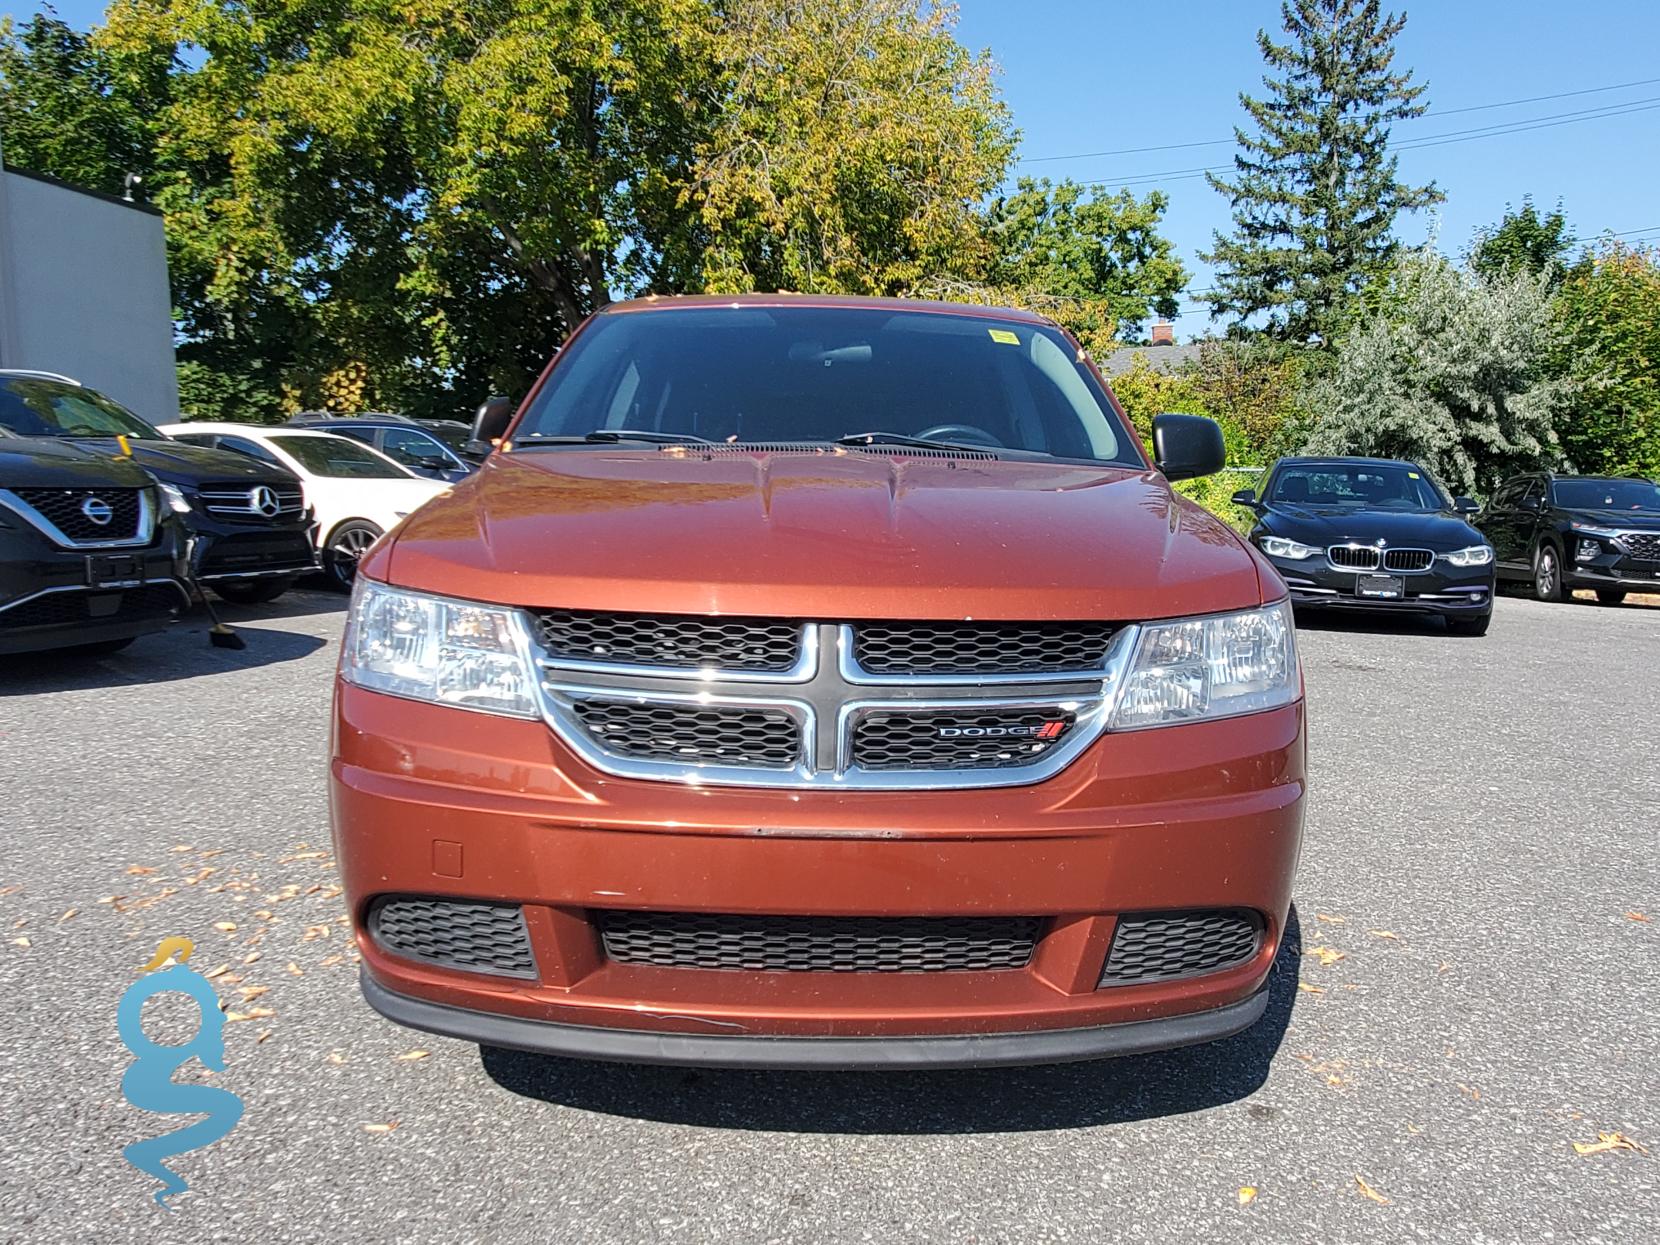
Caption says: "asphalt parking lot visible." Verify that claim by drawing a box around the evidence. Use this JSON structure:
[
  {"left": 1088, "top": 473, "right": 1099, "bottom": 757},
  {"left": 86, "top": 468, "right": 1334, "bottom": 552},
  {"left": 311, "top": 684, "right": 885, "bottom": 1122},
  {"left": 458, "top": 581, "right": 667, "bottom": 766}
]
[{"left": 1, "top": 589, "right": 1655, "bottom": 1243}]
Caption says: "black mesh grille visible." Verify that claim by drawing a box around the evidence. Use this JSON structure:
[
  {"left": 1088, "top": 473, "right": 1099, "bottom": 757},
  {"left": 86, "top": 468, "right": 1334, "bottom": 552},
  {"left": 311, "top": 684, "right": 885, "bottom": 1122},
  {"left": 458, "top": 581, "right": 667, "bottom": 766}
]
[
  {"left": 0, "top": 584, "right": 182, "bottom": 630},
  {"left": 198, "top": 530, "right": 317, "bottom": 574},
  {"left": 853, "top": 621, "right": 1116, "bottom": 675},
  {"left": 599, "top": 911, "right": 1042, "bottom": 972},
  {"left": 1382, "top": 548, "right": 1434, "bottom": 572},
  {"left": 1327, "top": 545, "right": 1380, "bottom": 570},
  {"left": 1622, "top": 532, "right": 1660, "bottom": 560},
  {"left": 852, "top": 708, "right": 1075, "bottom": 771},
  {"left": 571, "top": 699, "right": 801, "bottom": 768},
  {"left": 368, "top": 896, "right": 536, "bottom": 978},
  {"left": 11, "top": 487, "right": 143, "bottom": 542},
  {"left": 534, "top": 609, "right": 802, "bottom": 671},
  {"left": 1099, "top": 910, "right": 1262, "bottom": 986}
]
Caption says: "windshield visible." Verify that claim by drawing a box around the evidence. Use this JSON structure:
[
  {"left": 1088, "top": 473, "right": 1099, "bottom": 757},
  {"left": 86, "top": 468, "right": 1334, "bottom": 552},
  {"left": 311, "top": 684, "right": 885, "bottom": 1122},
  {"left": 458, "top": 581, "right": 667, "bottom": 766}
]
[
  {"left": 269, "top": 434, "right": 410, "bottom": 479},
  {"left": 0, "top": 378, "right": 164, "bottom": 440},
  {"left": 422, "top": 424, "right": 472, "bottom": 453},
  {"left": 513, "top": 306, "right": 1138, "bottom": 464},
  {"left": 1553, "top": 478, "right": 1660, "bottom": 512},
  {"left": 1268, "top": 462, "right": 1447, "bottom": 511}
]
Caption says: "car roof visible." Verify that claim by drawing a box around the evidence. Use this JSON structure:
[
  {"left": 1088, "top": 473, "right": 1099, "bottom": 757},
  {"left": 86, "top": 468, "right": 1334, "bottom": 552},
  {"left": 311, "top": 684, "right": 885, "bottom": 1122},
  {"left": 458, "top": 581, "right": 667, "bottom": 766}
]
[
  {"left": 600, "top": 292, "right": 1054, "bottom": 325},
  {"left": 164, "top": 422, "right": 344, "bottom": 440},
  {"left": 1272, "top": 456, "right": 1423, "bottom": 470}
]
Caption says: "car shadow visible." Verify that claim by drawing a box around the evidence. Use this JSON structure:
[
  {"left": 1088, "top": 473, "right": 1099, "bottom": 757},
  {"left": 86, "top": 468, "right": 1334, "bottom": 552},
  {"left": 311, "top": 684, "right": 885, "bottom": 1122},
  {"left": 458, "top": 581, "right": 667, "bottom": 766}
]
[{"left": 479, "top": 907, "right": 1303, "bottom": 1134}]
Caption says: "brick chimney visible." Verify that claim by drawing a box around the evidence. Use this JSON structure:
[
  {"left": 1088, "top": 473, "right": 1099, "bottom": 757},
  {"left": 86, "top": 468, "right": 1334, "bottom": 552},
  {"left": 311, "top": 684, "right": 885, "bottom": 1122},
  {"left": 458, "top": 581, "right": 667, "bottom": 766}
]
[{"left": 1150, "top": 320, "right": 1175, "bottom": 346}]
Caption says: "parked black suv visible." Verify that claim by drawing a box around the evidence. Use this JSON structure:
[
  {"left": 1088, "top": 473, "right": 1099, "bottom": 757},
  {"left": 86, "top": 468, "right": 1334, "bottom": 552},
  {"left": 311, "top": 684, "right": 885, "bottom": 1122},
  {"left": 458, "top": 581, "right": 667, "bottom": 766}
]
[
  {"left": 286, "top": 413, "right": 477, "bottom": 481},
  {"left": 1477, "top": 472, "right": 1660, "bottom": 604},
  {"left": 0, "top": 372, "right": 318, "bottom": 603},
  {"left": 1, "top": 436, "right": 189, "bottom": 655}
]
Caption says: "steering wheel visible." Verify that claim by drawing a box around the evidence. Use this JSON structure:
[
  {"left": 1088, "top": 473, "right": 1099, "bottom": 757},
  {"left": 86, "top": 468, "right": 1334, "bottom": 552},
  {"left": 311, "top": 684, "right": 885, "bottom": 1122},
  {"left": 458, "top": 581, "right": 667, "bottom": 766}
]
[{"left": 915, "top": 423, "right": 1005, "bottom": 448}]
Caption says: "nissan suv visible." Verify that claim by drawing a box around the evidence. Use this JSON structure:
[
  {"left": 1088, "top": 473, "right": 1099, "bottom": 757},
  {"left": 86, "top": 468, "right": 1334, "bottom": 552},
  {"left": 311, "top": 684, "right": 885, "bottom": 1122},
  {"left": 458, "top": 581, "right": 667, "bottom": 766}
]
[
  {"left": 331, "top": 296, "right": 1307, "bottom": 1068},
  {"left": 0, "top": 372, "right": 318, "bottom": 603}
]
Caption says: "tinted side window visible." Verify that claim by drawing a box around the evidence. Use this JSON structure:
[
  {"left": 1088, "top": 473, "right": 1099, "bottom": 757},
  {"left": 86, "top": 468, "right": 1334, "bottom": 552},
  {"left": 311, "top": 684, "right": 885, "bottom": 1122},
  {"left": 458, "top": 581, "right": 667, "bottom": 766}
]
[
  {"left": 1488, "top": 480, "right": 1521, "bottom": 509},
  {"left": 381, "top": 427, "right": 454, "bottom": 467}
]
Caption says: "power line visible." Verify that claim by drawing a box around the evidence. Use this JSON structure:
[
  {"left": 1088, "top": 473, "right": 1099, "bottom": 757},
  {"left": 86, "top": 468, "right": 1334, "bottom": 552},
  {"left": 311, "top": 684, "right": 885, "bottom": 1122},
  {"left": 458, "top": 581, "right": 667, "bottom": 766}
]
[{"left": 1021, "top": 75, "right": 1660, "bottom": 165}]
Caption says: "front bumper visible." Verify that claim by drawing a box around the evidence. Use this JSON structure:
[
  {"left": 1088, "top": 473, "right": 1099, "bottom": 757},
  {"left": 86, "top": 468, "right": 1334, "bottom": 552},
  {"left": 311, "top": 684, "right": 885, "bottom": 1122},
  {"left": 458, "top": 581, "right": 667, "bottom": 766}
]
[
  {"left": 189, "top": 521, "right": 319, "bottom": 582},
  {"left": 0, "top": 520, "right": 188, "bottom": 654},
  {"left": 1561, "top": 541, "right": 1660, "bottom": 591},
  {"left": 331, "top": 685, "right": 1306, "bottom": 1067},
  {"left": 1269, "top": 554, "right": 1494, "bottom": 615}
]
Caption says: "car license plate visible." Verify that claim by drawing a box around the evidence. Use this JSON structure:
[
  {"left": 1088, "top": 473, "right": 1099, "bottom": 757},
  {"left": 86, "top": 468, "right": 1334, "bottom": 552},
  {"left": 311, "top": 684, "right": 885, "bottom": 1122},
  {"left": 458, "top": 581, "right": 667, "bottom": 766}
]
[
  {"left": 1356, "top": 573, "right": 1404, "bottom": 599},
  {"left": 86, "top": 554, "right": 143, "bottom": 589}
]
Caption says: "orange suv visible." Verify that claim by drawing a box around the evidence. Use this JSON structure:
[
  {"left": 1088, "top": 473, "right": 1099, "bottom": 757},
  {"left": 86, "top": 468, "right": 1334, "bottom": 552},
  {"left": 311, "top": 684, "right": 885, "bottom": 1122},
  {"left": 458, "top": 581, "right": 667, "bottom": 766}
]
[{"left": 331, "top": 296, "right": 1305, "bottom": 1068}]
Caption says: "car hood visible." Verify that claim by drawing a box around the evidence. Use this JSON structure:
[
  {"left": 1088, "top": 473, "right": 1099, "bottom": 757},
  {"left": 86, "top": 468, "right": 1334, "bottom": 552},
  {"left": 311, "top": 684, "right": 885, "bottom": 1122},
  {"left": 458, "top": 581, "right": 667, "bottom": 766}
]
[
  {"left": 1570, "top": 508, "right": 1660, "bottom": 532},
  {"left": 379, "top": 449, "right": 1269, "bottom": 620},
  {"left": 1262, "top": 503, "right": 1483, "bottom": 549},
  {"left": 0, "top": 436, "right": 158, "bottom": 489},
  {"left": 76, "top": 437, "right": 299, "bottom": 487}
]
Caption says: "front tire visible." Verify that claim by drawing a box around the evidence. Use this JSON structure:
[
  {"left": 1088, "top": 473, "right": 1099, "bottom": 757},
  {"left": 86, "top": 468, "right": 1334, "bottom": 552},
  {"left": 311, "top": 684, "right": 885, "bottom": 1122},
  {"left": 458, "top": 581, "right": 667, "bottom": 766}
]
[
  {"left": 1533, "top": 544, "right": 1563, "bottom": 602},
  {"left": 212, "top": 577, "right": 296, "bottom": 605},
  {"left": 323, "top": 520, "right": 383, "bottom": 591},
  {"left": 1596, "top": 589, "right": 1627, "bottom": 606}
]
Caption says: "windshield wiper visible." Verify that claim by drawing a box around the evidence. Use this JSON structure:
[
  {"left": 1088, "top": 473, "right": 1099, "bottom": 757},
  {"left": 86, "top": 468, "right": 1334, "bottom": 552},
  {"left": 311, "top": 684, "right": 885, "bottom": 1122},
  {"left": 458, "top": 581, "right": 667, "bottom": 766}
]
[
  {"left": 516, "top": 430, "right": 715, "bottom": 448},
  {"left": 836, "top": 431, "right": 991, "bottom": 453}
]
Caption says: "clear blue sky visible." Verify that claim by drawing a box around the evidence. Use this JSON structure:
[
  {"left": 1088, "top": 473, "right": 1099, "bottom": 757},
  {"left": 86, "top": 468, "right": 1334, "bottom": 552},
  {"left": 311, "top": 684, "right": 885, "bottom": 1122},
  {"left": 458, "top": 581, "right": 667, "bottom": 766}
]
[{"left": 11, "top": 1, "right": 1660, "bottom": 339}]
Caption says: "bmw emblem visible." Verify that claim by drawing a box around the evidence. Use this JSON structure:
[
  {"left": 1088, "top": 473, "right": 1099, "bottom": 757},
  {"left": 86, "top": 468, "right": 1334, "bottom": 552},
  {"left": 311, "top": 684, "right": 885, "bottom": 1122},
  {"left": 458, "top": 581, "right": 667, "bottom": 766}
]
[{"left": 81, "top": 496, "right": 114, "bottom": 526}]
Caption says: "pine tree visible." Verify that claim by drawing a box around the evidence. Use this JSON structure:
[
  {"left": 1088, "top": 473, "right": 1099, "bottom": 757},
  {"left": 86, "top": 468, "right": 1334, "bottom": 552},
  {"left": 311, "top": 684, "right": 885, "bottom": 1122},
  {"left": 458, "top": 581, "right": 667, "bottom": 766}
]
[{"left": 1203, "top": 0, "right": 1442, "bottom": 342}]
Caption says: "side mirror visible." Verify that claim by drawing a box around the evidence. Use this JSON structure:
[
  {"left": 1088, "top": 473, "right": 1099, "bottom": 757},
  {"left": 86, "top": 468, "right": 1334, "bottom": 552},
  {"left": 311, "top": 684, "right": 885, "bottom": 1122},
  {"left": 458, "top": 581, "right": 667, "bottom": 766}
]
[
  {"left": 1518, "top": 495, "right": 1542, "bottom": 513},
  {"left": 1152, "top": 413, "right": 1226, "bottom": 482},
  {"left": 1452, "top": 496, "right": 1480, "bottom": 516},
  {"left": 466, "top": 396, "right": 514, "bottom": 456},
  {"left": 1231, "top": 488, "right": 1258, "bottom": 508}
]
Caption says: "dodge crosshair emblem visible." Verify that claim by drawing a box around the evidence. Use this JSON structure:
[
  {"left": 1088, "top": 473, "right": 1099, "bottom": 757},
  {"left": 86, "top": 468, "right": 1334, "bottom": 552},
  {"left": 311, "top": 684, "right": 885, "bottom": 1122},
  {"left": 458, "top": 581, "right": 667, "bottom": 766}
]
[
  {"left": 252, "top": 486, "right": 281, "bottom": 518},
  {"left": 81, "top": 496, "right": 114, "bottom": 526}
]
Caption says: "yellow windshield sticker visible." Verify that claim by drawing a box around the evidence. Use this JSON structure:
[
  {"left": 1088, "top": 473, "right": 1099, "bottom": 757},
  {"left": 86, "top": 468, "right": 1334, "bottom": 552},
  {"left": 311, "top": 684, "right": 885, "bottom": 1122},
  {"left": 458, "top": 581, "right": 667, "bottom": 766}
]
[
  {"left": 1408, "top": 471, "right": 1420, "bottom": 478},
  {"left": 988, "top": 328, "right": 1020, "bottom": 345}
]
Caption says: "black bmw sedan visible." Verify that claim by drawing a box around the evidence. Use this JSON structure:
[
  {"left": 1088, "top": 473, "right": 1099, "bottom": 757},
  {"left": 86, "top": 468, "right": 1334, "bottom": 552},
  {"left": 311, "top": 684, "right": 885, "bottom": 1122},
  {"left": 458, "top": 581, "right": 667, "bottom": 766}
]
[{"left": 1234, "top": 456, "right": 1496, "bottom": 635}]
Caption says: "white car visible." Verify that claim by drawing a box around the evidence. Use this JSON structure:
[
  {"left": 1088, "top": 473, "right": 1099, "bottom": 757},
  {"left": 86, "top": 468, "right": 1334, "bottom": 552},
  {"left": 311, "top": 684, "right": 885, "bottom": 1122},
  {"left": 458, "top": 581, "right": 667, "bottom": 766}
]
[{"left": 158, "top": 423, "right": 449, "bottom": 589}]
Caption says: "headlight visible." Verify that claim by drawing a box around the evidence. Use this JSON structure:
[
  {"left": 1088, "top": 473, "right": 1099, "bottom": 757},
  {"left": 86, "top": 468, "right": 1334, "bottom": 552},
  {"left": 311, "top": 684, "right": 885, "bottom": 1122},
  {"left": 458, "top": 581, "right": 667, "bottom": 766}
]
[
  {"left": 1570, "top": 521, "right": 1622, "bottom": 538},
  {"left": 1440, "top": 544, "right": 1493, "bottom": 567},
  {"left": 1259, "top": 535, "right": 1320, "bottom": 560},
  {"left": 1111, "top": 600, "right": 1298, "bottom": 730},
  {"left": 158, "top": 483, "right": 192, "bottom": 514},
  {"left": 341, "top": 580, "right": 539, "bottom": 717}
]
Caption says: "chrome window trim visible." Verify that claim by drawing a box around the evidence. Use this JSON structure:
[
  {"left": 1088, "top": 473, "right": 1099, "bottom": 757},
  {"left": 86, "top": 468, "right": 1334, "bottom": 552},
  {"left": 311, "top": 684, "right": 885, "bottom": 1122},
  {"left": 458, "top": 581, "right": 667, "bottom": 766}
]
[
  {"left": 836, "top": 624, "right": 1122, "bottom": 686},
  {"left": 0, "top": 487, "right": 156, "bottom": 549},
  {"left": 535, "top": 620, "right": 818, "bottom": 684}
]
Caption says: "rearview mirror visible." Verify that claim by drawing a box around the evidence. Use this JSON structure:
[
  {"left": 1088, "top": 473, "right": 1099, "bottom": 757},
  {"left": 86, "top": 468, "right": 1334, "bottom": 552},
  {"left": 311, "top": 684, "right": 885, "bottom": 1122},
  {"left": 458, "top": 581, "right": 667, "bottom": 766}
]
[
  {"left": 1151, "top": 413, "right": 1226, "bottom": 482},
  {"left": 467, "top": 396, "right": 514, "bottom": 456},
  {"left": 1452, "top": 496, "right": 1480, "bottom": 515},
  {"left": 1231, "top": 488, "right": 1258, "bottom": 508}
]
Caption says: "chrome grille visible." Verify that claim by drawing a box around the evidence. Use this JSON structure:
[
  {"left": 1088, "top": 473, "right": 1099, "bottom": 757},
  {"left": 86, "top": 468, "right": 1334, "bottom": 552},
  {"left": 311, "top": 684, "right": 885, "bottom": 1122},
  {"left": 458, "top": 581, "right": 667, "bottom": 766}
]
[
  {"left": 1622, "top": 532, "right": 1660, "bottom": 560},
  {"left": 852, "top": 621, "right": 1117, "bottom": 676},
  {"left": 569, "top": 698, "right": 801, "bottom": 767},
  {"left": 599, "top": 911, "right": 1042, "bottom": 972},
  {"left": 198, "top": 483, "right": 306, "bottom": 522},
  {"left": 1099, "top": 910, "right": 1262, "bottom": 986},
  {"left": 1327, "top": 545, "right": 1381, "bottom": 570},
  {"left": 368, "top": 896, "right": 536, "bottom": 978},
  {"left": 533, "top": 609, "right": 804, "bottom": 673},
  {"left": 1382, "top": 548, "right": 1434, "bottom": 572},
  {"left": 7, "top": 486, "right": 146, "bottom": 544},
  {"left": 851, "top": 708, "right": 1076, "bottom": 770}
]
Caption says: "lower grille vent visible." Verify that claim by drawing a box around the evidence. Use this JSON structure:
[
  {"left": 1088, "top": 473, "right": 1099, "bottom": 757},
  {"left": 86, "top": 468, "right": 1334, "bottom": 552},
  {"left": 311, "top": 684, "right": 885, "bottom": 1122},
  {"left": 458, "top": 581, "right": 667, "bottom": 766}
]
[
  {"left": 1099, "top": 910, "right": 1262, "bottom": 986},
  {"left": 368, "top": 896, "right": 536, "bottom": 978},
  {"left": 599, "top": 911, "right": 1042, "bottom": 972}
]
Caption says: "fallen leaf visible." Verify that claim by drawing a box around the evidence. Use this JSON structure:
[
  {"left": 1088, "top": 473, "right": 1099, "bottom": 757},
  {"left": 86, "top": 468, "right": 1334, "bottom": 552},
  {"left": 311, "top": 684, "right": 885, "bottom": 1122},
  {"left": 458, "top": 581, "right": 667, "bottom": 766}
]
[
  {"left": 1237, "top": 1186, "right": 1257, "bottom": 1206},
  {"left": 242, "top": 951, "right": 262, "bottom": 965},
  {"left": 1573, "top": 1132, "right": 1647, "bottom": 1157},
  {"left": 203, "top": 963, "right": 231, "bottom": 979},
  {"left": 1354, "top": 1175, "right": 1390, "bottom": 1205},
  {"left": 1297, "top": 981, "right": 1326, "bottom": 994},
  {"left": 1457, "top": 1084, "right": 1481, "bottom": 1101},
  {"left": 244, "top": 1006, "right": 275, "bottom": 1019},
  {"left": 1627, "top": 912, "right": 1650, "bottom": 923},
  {"left": 255, "top": 1030, "right": 273, "bottom": 1044},
  {"left": 125, "top": 866, "right": 157, "bottom": 876},
  {"left": 285, "top": 962, "right": 303, "bottom": 977},
  {"left": 320, "top": 954, "right": 344, "bottom": 967},
  {"left": 326, "top": 1051, "right": 347, "bottom": 1065},
  {"left": 1369, "top": 930, "right": 1399, "bottom": 940},
  {"left": 171, "top": 844, "right": 193, "bottom": 853},
  {"left": 363, "top": 1121, "right": 399, "bottom": 1134},
  {"left": 224, "top": 1012, "right": 253, "bottom": 1023},
  {"left": 11, "top": 937, "right": 29, "bottom": 948},
  {"left": 395, "top": 1050, "right": 430, "bottom": 1062},
  {"left": 254, "top": 910, "right": 274, "bottom": 921},
  {"left": 1405, "top": 1123, "right": 1423, "bottom": 1135},
  {"left": 1307, "top": 946, "right": 1347, "bottom": 967},
  {"left": 1315, "top": 913, "right": 1347, "bottom": 924},
  {"left": 57, "top": 908, "right": 77, "bottom": 922},
  {"left": 213, "top": 921, "right": 237, "bottom": 933},
  {"left": 238, "top": 985, "right": 269, "bottom": 1000}
]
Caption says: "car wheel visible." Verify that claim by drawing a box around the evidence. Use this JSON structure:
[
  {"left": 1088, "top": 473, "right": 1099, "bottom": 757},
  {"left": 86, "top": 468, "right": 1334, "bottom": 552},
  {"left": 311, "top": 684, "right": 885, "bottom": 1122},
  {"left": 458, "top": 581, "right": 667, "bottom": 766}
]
[
  {"left": 1447, "top": 614, "right": 1491, "bottom": 637},
  {"left": 323, "top": 521, "right": 383, "bottom": 591},
  {"left": 59, "top": 636, "right": 136, "bottom": 657},
  {"left": 1532, "top": 544, "right": 1563, "bottom": 602},
  {"left": 1595, "top": 589, "right": 1627, "bottom": 605},
  {"left": 212, "top": 576, "right": 296, "bottom": 605}
]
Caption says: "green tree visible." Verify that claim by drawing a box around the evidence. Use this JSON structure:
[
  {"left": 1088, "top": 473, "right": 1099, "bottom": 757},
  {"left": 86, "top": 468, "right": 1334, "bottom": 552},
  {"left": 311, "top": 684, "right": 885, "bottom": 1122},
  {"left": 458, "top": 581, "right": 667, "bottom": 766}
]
[
  {"left": 1203, "top": 0, "right": 1441, "bottom": 342},
  {"left": 1304, "top": 250, "right": 1577, "bottom": 495},
  {"left": 1470, "top": 196, "right": 1573, "bottom": 289},
  {"left": 1552, "top": 241, "right": 1660, "bottom": 478}
]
